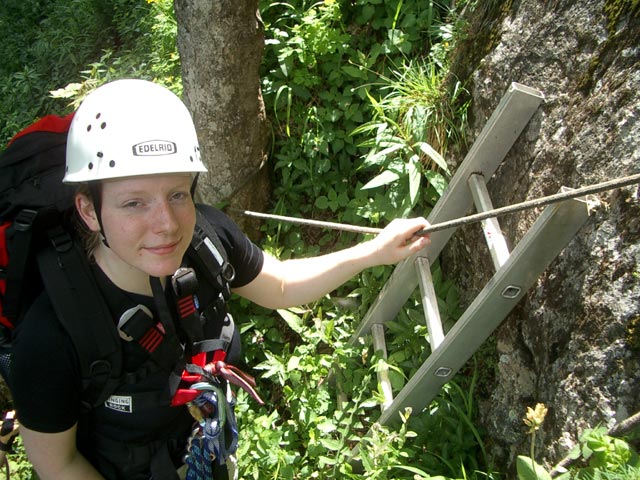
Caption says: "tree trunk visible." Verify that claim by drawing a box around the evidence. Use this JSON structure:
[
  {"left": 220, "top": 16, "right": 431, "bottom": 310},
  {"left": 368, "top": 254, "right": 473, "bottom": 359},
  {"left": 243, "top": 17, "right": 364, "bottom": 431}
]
[
  {"left": 444, "top": 0, "right": 639, "bottom": 472},
  {"left": 174, "top": 0, "right": 270, "bottom": 238}
]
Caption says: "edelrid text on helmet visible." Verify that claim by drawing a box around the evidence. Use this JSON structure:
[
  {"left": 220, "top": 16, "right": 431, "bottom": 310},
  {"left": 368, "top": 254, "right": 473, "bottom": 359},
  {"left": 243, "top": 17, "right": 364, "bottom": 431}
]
[{"left": 64, "top": 79, "right": 207, "bottom": 183}]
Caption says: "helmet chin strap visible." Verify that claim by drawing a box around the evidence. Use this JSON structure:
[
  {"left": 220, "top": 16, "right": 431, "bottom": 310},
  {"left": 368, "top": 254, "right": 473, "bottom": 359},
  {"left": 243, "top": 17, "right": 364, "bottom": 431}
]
[
  {"left": 190, "top": 173, "right": 200, "bottom": 199},
  {"left": 88, "top": 182, "right": 110, "bottom": 248}
]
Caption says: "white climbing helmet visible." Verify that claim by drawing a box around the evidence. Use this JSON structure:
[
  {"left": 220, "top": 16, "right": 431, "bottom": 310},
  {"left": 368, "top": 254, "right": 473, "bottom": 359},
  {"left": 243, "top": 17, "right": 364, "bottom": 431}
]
[{"left": 63, "top": 79, "right": 207, "bottom": 183}]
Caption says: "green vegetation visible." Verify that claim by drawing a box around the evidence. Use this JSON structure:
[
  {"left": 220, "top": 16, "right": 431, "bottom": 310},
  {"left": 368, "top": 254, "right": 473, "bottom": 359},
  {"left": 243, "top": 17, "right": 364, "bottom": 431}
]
[
  {"left": 0, "top": 1, "right": 637, "bottom": 479},
  {"left": 520, "top": 406, "right": 640, "bottom": 479},
  {"left": 0, "top": 0, "right": 179, "bottom": 144}
]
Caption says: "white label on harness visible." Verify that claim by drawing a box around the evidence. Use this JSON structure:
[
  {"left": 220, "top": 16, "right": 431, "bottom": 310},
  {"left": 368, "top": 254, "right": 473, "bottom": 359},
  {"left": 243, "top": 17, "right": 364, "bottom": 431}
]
[
  {"left": 105, "top": 395, "right": 133, "bottom": 413},
  {"left": 204, "top": 236, "right": 224, "bottom": 265}
]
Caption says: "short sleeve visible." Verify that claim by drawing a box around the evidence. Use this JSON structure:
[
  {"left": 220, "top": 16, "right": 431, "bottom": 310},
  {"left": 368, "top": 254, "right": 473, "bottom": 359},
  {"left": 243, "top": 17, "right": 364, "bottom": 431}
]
[
  {"left": 196, "top": 204, "right": 264, "bottom": 288},
  {"left": 10, "top": 293, "right": 82, "bottom": 433}
]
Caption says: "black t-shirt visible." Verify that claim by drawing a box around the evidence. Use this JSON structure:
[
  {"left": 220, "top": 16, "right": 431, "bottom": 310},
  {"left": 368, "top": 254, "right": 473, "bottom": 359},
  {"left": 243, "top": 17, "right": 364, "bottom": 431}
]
[{"left": 10, "top": 205, "right": 264, "bottom": 436}]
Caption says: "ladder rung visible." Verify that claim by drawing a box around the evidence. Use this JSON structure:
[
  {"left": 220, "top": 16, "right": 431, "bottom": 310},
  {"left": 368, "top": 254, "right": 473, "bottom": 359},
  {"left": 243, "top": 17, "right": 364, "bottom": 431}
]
[
  {"left": 371, "top": 324, "right": 393, "bottom": 411},
  {"left": 468, "top": 173, "right": 511, "bottom": 269},
  {"left": 415, "top": 256, "right": 445, "bottom": 350}
]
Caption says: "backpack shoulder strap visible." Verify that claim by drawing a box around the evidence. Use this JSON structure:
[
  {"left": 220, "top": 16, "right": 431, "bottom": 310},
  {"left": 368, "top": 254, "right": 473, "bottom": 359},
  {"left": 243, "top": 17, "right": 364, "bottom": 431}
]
[
  {"left": 1, "top": 209, "right": 43, "bottom": 323},
  {"left": 37, "top": 226, "right": 123, "bottom": 410}
]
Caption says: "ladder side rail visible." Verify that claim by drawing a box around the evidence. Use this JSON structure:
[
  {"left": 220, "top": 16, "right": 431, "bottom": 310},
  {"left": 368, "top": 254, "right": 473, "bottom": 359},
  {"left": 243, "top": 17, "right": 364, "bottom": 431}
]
[
  {"left": 349, "top": 83, "right": 545, "bottom": 342},
  {"left": 428, "top": 82, "right": 545, "bottom": 227},
  {"left": 374, "top": 195, "right": 592, "bottom": 428}
]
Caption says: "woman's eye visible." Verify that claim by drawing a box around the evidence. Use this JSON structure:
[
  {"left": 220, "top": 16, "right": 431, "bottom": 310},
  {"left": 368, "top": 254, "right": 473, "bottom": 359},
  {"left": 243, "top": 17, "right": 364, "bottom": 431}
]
[
  {"left": 171, "top": 191, "right": 190, "bottom": 202},
  {"left": 123, "top": 200, "right": 143, "bottom": 209}
]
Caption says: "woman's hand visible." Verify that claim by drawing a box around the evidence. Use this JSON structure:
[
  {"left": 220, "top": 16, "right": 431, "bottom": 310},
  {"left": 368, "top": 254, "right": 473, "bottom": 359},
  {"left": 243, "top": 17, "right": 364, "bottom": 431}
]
[{"left": 365, "top": 217, "right": 431, "bottom": 265}]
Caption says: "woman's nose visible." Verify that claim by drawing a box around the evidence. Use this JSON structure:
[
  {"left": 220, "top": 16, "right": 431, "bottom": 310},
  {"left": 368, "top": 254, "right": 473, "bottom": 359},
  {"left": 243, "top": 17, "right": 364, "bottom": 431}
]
[{"left": 150, "top": 200, "right": 179, "bottom": 233}]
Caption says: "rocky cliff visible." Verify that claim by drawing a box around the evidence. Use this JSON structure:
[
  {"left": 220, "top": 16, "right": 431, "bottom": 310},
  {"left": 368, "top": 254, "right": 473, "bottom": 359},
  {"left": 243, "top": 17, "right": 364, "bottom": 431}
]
[{"left": 443, "top": 0, "right": 639, "bottom": 468}]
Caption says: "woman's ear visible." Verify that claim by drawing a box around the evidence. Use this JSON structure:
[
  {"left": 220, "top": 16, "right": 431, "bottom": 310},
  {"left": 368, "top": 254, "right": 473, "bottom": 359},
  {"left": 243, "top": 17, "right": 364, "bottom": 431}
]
[{"left": 75, "top": 193, "right": 101, "bottom": 232}]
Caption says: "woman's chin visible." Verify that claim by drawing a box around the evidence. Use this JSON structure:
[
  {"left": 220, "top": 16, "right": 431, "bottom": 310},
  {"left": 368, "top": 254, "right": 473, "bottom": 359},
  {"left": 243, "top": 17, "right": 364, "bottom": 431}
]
[{"left": 142, "top": 261, "right": 185, "bottom": 279}]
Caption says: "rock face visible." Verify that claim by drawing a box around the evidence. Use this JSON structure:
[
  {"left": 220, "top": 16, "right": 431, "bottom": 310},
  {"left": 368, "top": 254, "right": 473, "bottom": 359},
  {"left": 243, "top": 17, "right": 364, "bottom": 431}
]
[{"left": 443, "top": 0, "right": 639, "bottom": 469}]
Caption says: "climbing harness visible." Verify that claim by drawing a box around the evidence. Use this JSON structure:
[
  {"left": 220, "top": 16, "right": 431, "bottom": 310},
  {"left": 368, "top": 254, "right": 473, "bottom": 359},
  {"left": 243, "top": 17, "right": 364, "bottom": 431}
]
[{"left": 162, "top": 236, "right": 264, "bottom": 478}]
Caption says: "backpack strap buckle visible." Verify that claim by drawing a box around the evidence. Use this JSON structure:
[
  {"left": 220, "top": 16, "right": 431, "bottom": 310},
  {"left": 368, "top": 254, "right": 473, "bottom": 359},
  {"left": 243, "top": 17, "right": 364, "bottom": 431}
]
[
  {"left": 13, "top": 209, "right": 38, "bottom": 232},
  {"left": 47, "top": 225, "right": 73, "bottom": 253}
]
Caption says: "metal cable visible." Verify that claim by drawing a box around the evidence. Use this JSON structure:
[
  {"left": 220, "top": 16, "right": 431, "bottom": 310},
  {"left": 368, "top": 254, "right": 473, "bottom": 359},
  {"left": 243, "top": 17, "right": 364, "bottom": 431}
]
[{"left": 231, "top": 173, "right": 640, "bottom": 236}]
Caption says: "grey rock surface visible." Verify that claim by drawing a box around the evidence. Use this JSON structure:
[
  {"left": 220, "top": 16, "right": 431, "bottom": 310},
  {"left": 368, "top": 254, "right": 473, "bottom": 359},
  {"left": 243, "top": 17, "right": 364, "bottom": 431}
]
[{"left": 443, "top": 0, "right": 639, "bottom": 468}]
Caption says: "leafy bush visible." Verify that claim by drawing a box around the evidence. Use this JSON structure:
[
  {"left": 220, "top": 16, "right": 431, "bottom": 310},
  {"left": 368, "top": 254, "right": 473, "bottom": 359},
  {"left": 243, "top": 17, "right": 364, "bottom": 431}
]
[
  {"left": 0, "top": 0, "right": 179, "bottom": 144},
  {"left": 518, "top": 407, "right": 640, "bottom": 480},
  {"left": 1, "top": 1, "right": 489, "bottom": 479},
  {"left": 259, "top": 0, "right": 464, "bottom": 235}
]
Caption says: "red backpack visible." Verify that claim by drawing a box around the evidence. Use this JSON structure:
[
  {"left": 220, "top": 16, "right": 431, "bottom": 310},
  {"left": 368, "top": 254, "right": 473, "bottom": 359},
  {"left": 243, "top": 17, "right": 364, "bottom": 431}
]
[
  {"left": 0, "top": 114, "right": 76, "bottom": 330},
  {"left": 0, "top": 113, "right": 123, "bottom": 402}
]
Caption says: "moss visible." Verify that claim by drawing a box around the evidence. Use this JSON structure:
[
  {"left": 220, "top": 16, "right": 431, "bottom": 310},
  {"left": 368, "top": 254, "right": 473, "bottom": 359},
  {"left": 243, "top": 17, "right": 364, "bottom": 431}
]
[
  {"left": 577, "top": 0, "right": 639, "bottom": 94},
  {"left": 447, "top": 0, "right": 514, "bottom": 86},
  {"left": 604, "top": 0, "right": 640, "bottom": 35},
  {"left": 626, "top": 314, "right": 640, "bottom": 353}
]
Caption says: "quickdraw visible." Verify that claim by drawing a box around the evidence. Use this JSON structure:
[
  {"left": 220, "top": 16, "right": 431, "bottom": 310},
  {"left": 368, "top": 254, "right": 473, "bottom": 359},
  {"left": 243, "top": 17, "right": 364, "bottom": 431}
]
[{"left": 183, "top": 384, "right": 239, "bottom": 480}]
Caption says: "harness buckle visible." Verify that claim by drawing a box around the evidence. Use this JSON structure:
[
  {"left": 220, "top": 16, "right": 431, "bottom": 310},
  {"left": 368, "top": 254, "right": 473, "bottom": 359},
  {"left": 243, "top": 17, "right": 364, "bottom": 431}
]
[
  {"left": 172, "top": 267, "right": 199, "bottom": 297},
  {"left": 117, "top": 305, "right": 165, "bottom": 354}
]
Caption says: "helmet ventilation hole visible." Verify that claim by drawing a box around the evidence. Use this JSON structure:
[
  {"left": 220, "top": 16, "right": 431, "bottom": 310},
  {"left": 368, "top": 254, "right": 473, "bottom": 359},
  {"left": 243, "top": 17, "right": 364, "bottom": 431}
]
[
  {"left": 101, "top": 122, "right": 107, "bottom": 129},
  {"left": 97, "top": 152, "right": 103, "bottom": 158},
  {"left": 88, "top": 162, "right": 94, "bottom": 170},
  {"left": 86, "top": 125, "right": 92, "bottom": 132},
  {"left": 109, "top": 160, "right": 116, "bottom": 168}
]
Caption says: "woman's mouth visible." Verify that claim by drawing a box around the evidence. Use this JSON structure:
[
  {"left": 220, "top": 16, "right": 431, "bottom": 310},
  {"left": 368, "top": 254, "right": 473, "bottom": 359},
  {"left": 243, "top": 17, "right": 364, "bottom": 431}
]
[{"left": 145, "top": 240, "right": 180, "bottom": 255}]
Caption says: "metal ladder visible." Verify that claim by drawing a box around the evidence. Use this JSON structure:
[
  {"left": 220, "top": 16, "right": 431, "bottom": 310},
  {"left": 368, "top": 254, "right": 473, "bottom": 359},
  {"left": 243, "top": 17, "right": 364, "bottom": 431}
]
[{"left": 347, "top": 82, "right": 594, "bottom": 431}]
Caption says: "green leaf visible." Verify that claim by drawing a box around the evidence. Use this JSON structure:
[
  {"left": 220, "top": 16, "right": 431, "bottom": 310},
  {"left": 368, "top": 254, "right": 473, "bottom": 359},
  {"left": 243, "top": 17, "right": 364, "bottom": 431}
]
[
  {"left": 424, "top": 170, "right": 448, "bottom": 196},
  {"left": 516, "top": 455, "right": 552, "bottom": 480},
  {"left": 361, "top": 169, "right": 400, "bottom": 189},
  {"left": 315, "top": 196, "right": 329, "bottom": 209},
  {"left": 287, "top": 355, "right": 301, "bottom": 371},
  {"left": 316, "top": 420, "right": 337, "bottom": 434},
  {"left": 391, "top": 465, "right": 432, "bottom": 476},
  {"left": 341, "top": 65, "right": 366, "bottom": 79},
  {"left": 318, "top": 455, "right": 338, "bottom": 466},
  {"left": 357, "top": 5, "right": 376, "bottom": 24},
  {"left": 277, "top": 309, "right": 304, "bottom": 334},
  {"left": 408, "top": 156, "right": 421, "bottom": 206},
  {"left": 416, "top": 141, "right": 449, "bottom": 173},
  {"left": 362, "top": 140, "right": 404, "bottom": 166}
]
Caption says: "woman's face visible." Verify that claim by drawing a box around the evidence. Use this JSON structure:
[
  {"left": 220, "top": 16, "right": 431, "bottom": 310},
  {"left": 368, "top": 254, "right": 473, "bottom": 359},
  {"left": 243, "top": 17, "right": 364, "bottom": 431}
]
[{"left": 78, "top": 174, "right": 196, "bottom": 280}]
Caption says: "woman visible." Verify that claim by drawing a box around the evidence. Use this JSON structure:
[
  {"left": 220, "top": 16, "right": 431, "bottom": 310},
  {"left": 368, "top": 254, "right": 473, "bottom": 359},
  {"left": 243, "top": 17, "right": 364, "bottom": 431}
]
[{"left": 10, "top": 79, "right": 430, "bottom": 479}]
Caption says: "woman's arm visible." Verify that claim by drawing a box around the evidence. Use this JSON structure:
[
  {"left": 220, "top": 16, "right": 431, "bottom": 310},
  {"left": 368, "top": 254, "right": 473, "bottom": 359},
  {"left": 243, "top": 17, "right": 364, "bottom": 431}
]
[
  {"left": 234, "top": 217, "right": 430, "bottom": 309},
  {"left": 21, "top": 424, "right": 104, "bottom": 480}
]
